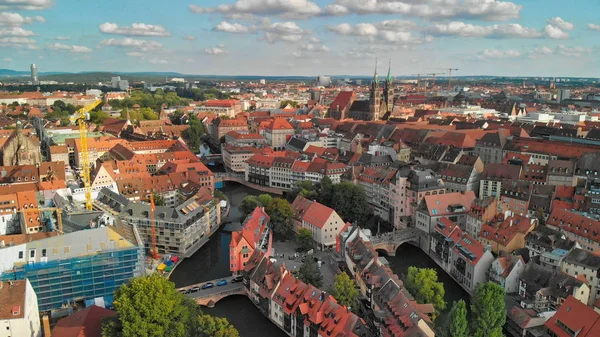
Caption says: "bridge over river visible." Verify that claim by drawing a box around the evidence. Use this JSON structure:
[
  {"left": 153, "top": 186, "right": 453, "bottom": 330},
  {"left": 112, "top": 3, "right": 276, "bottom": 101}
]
[
  {"left": 178, "top": 276, "right": 246, "bottom": 308},
  {"left": 370, "top": 228, "right": 427, "bottom": 256},
  {"left": 214, "top": 172, "right": 284, "bottom": 195}
]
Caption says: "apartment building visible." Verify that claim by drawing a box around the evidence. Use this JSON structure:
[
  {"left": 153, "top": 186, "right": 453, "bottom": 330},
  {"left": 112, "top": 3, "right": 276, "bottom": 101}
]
[
  {"left": 0, "top": 279, "right": 41, "bottom": 337},
  {"left": 440, "top": 164, "right": 480, "bottom": 194},
  {"left": 544, "top": 296, "right": 600, "bottom": 337},
  {"left": 415, "top": 191, "right": 476, "bottom": 239},
  {"left": 0, "top": 227, "right": 144, "bottom": 311},
  {"left": 488, "top": 255, "right": 525, "bottom": 294},
  {"left": 95, "top": 187, "right": 220, "bottom": 258},
  {"left": 224, "top": 131, "right": 267, "bottom": 147},
  {"left": 230, "top": 207, "right": 269, "bottom": 275},
  {"left": 429, "top": 218, "right": 464, "bottom": 271},
  {"left": 479, "top": 213, "right": 537, "bottom": 255},
  {"left": 546, "top": 208, "right": 600, "bottom": 253},
  {"left": 465, "top": 197, "right": 498, "bottom": 237},
  {"left": 448, "top": 233, "right": 494, "bottom": 294},
  {"left": 547, "top": 159, "right": 576, "bottom": 186},
  {"left": 223, "top": 145, "right": 270, "bottom": 173},
  {"left": 480, "top": 163, "right": 521, "bottom": 199},
  {"left": 291, "top": 195, "right": 345, "bottom": 249},
  {"left": 561, "top": 248, "right": 600, "bottom": 306},
  {"left": 406, "top": 168, "right": 446, "bottom": 223},
  {"left": 264, "top": 118, "right": 295, "bottom": 150},
  {"left": 474, "top": 129, "right": 510, "bottom": 164}
]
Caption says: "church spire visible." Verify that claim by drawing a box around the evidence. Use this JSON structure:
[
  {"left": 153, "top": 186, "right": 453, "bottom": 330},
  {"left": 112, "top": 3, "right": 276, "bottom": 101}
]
[
  {"left": 372, "top": 58, "right": 379, "bottom": 87},
  {"left": 386, "top": 59, "right": 392, "bottom": 84}
]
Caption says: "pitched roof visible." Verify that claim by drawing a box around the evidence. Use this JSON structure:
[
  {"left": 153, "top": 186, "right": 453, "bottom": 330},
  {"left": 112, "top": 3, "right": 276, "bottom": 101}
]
[
  {"left": 302, "top": 201, "right": 336, "bottom": 229},
  {"left": 546, "top": 209, "right": 600, "bottom": 244},
  {"left": 545, "top": 296, "right": 600, "bottom": 337},
  {"left": 266, "top": 118, "right": 294, "bottom": 131},
  {"left": 328, "top": 91, "right": 355, "bottom": 111},
  {"left": 52, "top": 305, "right": 117, "bottom": 337},
  {"left": 422, "top": 191, "right": 476, "bottom": 217},
  {"left": 0, "top": 279, "right": 26, "bottom": 320}
]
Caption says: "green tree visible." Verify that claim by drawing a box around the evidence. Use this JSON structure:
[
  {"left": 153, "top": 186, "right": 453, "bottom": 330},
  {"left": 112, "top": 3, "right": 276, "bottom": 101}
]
[
  {"left": 196, "top": 314, "right": 239, "bottom": 337},
  {"left": 297, "top": 258, "right": 323, "bottom": 288},
  {"left": 102, "top": 274, "right": 201, "bottom": 337},
  {"left": 239, "top": 195, "right": 261, "bottom": 220},
  {"left": 182, "top": 115, "right": 205, "bottom": 153},
  {"left": 279, "top": 100, "right": 300, "bottom": 109},
  {"left": 265, "top": 198, "right": 295, "bottom": 238},
  {"left": 89, "top": 110, "right": 109, "bottom": 125},
  {"left": 257, "top": 194, "right": 273, "bottom": 207},
  {"left": 214, "top": 190, "right": 226, "bottom": 201},
  {"left": 471, "top": 282, "right": 506, "bottom": 337},
  {"left": 330, "top": 272, "right": 359, "bottom": 311},
  {"left": 329, "top": 182, "right": 369, "bottom": 224},
  {"left": 445, "top": 300, "right": 468, "bottom": 337},
  {"left": 317, "top": 176, "right": 333, "bottom": 206},
  {"left": 405, "top": 267, "right": 446, "bottom": 316},
  {"left": 152, "top": 192, "right": 165, "bottom": 207},
  {"left": 296, "top": 228, "right": 313, "bottom": 252}
]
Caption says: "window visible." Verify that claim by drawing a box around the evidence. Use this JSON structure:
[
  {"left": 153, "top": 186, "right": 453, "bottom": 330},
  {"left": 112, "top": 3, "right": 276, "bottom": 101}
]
[
  {"left": 18, "top": 251, "right": 23, "bottom": 259},
  {"left": 42, "top": 249, "right": 46, "bottom": 257},
  {"left": 29, "top": 249, "right": 35, "bottom": 258}
]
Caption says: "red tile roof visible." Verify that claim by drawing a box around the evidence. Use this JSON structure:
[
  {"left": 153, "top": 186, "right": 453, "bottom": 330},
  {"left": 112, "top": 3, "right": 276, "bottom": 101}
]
[
  {"left": 453, "top": 233, "right": 486, "bottom": 265},
  {"left": 545, "top": 296, "right": 600, "bottom": 337},
  {"left": 52, "top": 305, "right": 116, "bottom": 337},
  {"left": 230, "top": 206, "right": 269, "bottom": 249},
  {"left": 546, "top": 209, "right": 600, "bottom": 244},
  {"left": 266, "top": 118, "right": 294, "bottom": 130},
  {"left": 479, "top": 214, "right": 536, "bottom": 247},
  {"left": 423, "top": 191, "right": 476, "bottom": 217},
  {"left": 302, "top": 201, "right": 336, "bottom": 229},
  {"left": 328, "top": 91, "right": 355, "bottom": 111}
]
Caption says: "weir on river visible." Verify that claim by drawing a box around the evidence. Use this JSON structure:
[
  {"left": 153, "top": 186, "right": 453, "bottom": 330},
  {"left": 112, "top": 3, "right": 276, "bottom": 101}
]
[{"left": 170, "top": 181, "right": 469, "bottom": 336}]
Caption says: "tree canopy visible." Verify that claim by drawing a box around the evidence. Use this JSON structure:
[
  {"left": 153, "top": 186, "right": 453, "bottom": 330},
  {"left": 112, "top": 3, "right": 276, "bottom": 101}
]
[
  {"left": 297, "top": 258, "right": 323, "bottom": 288},
  {"left": 101, "top": 274, "right": 238, "bottom": 337},
  {"left": 471, "top": 282, "right": 506, "bottom": 337},
  {"left": 176, "top": 88, "right": 231, "bottom": 101},
  {"left": 405, "top": 267, "right": 446, "bottom": 317},
  {"left": 279, "top": 100, "right": 300, "bottom": 109},
  {"left": 195, "top": 314, "right": 239, "bottom": 337},
  {"left": 239, "top": 194, "right": 295, "bottom": 238},
  {"left": 329, "top": 272, "right": 359, "bottom": 312},
  {"left": 109, "top": 90, "right": 189, "bottom": 110},
  {"left": 182, "top": 115, "right": 206, "bottom": 153},
  {"left": 445, "top": 300, "right": 468, "bottom": 337},
  {"left": 296, "top": 228, "right": 313, "bottom": 252}
]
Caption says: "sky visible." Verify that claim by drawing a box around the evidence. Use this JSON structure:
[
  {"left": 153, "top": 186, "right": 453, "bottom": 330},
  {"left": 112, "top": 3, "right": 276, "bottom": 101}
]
[{"left": 2, "top": 0, "right": 600, "bottom": 77}]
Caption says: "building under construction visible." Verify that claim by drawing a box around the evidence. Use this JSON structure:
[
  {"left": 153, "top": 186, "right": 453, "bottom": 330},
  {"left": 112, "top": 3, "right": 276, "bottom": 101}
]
[{"left": 94, "top": 187, "right": 221, "bottom": 258}]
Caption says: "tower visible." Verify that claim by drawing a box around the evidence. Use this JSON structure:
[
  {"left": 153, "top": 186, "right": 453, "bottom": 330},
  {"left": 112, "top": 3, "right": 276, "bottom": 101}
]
[
  {"left": 30, "top": 64, "right": 39, "bottom": 85},
  {"left": 384, "top": 60, "right": 394, "bottom": 113},
  {"left": 369, "top": 60, "right": 381, "bottom": 121}
]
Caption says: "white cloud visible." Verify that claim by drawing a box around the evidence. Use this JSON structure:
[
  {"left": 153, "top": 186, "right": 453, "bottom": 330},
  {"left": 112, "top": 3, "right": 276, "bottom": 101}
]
[
  {"left": 329, "top": 21, "right": 428, "bottom": 44},
  {"left": 3, "top": 57, "right": 12, "bottom": 61},
  {"left": 34, "top": 15, "right": 43, "bottom": 22},
  {"left": 0, "top": 26, "right": 33, "bottom": 36},
  {"left": 426, "top": 22, "right": 542, "bottom": 38},
  {"left": 299, "top": 43, "right": 329, "bottom": 52},
  {"left": 556, "top": 45, "right": 591, "bottom": 57},
  {"left": 46, "top": 42, "right": 92, "bottom": 53},
  {"left": 0, "top": 0, "right": 52, "bottom": 10},
  {"left": 214, "top": 21, "right": 251, "bottom": 33},
  {"left": 528, "top": 46, "right": 553, "bottom": 58},
  {"left": 547, "top": 17, "right": 573, "bottom": 31},
  {"left": 474, "top": 49, "right": 522, "bottom": 60},
  {"left": 0, "top": 36, "right": 35, "bottom": 48},
  {"left": 544, "top": 24, "right": 569, "bottom": 39},
  {"left": 149, "top": 59, "right": 168, "bottom": 64},
  {"left": 126, "top": 51, "right": 144, "bottom": 57},
  {"left": 189, "top": 0, "right": 321, "bottom": 19},
  {"left": 262, "top": 21, "right": 305, "bottom": 43},
  {"left": 182, "top": 35, "right": 195, "bottom": 41},
  {"left": 55, "top": 35, "right": 70, "bottom": 40},
  {"left": 0, "top": 11, "right": 37, "bottom": 26},
  {"left": 100, "top": 38, "right": 163, "bottom": 51},
  {"left": 99, "top": 22, "right": 170, "bottom": 37},
  {"left": 204, "top": 46, "right": 227, "bottom": 55},
  {"left": 324, "top": 0, "right": 521, "bottom": 21},
  {"left": 588, "top": 24, "right": 600, "bottom": 31}
]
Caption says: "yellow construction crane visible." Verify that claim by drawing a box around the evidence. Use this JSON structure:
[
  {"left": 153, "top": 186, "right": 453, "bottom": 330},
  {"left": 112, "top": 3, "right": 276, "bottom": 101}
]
[
  {"left": 70, "top": 100, "right": 102, "bottom": 211},
  {"left": 18, "top": 207, "right": 63, "bottom": 233}
]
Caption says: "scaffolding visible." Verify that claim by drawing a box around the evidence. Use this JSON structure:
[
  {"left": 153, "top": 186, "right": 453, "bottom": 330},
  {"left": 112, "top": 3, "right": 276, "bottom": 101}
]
[{"left": 1, "top": 246, "right": 143, "bottom": 312}]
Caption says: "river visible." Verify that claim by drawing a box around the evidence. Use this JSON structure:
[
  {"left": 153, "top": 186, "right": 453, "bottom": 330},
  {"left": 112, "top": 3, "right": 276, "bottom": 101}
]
[
  {"left": 170, "top": 182, "right": 286, "bottom": 337},
  {"left": 170, "top": 181, "right": 469, "bottom": 336}
]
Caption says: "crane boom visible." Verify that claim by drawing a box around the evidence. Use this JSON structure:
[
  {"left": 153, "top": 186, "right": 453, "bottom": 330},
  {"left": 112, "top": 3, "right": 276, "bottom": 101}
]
[
  {"left": 70, "top": 100, "right": 102, "bottom": 211},
  {"left": 149, "top": 193, "right": 159, "bottom": 258}
]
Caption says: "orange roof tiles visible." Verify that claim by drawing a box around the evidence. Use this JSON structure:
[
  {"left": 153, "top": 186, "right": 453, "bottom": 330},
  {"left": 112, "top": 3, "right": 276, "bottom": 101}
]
[
  {"left": 545, "top": 296, "right": 600, "bottom": 337},
  {"left": 547, "top": 209, "right": 600, "bottom": 244}
]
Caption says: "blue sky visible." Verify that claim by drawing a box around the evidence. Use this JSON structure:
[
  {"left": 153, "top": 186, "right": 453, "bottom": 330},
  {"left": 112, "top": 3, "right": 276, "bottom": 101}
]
[{"left": 1, "top": 0, "right": 600, "bottom": 77}]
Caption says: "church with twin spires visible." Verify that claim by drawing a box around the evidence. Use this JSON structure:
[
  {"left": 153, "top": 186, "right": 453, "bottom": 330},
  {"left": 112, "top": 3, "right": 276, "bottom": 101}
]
[{"left": 328, "top": 61, "right": 394, "bottom": 121}]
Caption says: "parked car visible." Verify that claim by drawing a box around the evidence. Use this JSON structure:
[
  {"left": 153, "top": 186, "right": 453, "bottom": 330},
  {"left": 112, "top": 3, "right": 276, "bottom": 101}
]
[
  {"left": 190, "top": 286, "right": 201, "bottom": 293},
  {"left": 217, "top": 279, "right": 228, "bottom": 286},
  {"left": 231, "top": 276, "right": 243, "bottom": 283},
  {"left": 202, "top": 282, "right": 214, "bottom": 290}
]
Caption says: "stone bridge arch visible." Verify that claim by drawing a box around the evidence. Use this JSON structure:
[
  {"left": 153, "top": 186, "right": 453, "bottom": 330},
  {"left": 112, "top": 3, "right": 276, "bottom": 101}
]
[
  {"left": 193, "top": 287, "right": 247, "bottom": 308},
  {"left": 370, "top": 229, "right": 426, "bottom": 257}
]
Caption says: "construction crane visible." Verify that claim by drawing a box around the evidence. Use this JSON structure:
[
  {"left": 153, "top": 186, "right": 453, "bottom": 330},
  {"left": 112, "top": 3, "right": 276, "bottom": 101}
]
[
  {"left": 426, "top": 72, "right": 446, "bottom": 87},
  {"left": 18, "top": 207, "right": 63, "bottom": 234},
  {"left": 446, "top": 68, "right": 459, "bottom": 91},
  {"left": 149, "top": 193, "right": 159, "bottom": 259},
  {"left": 69, "top": 100, "right": 102, "bottom": 211}
]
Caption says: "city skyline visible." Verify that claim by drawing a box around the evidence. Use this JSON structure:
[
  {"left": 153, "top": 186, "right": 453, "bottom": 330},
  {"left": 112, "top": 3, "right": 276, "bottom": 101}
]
[{"left": 2, "top": 0, "right": 600, "bottom": 77}]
